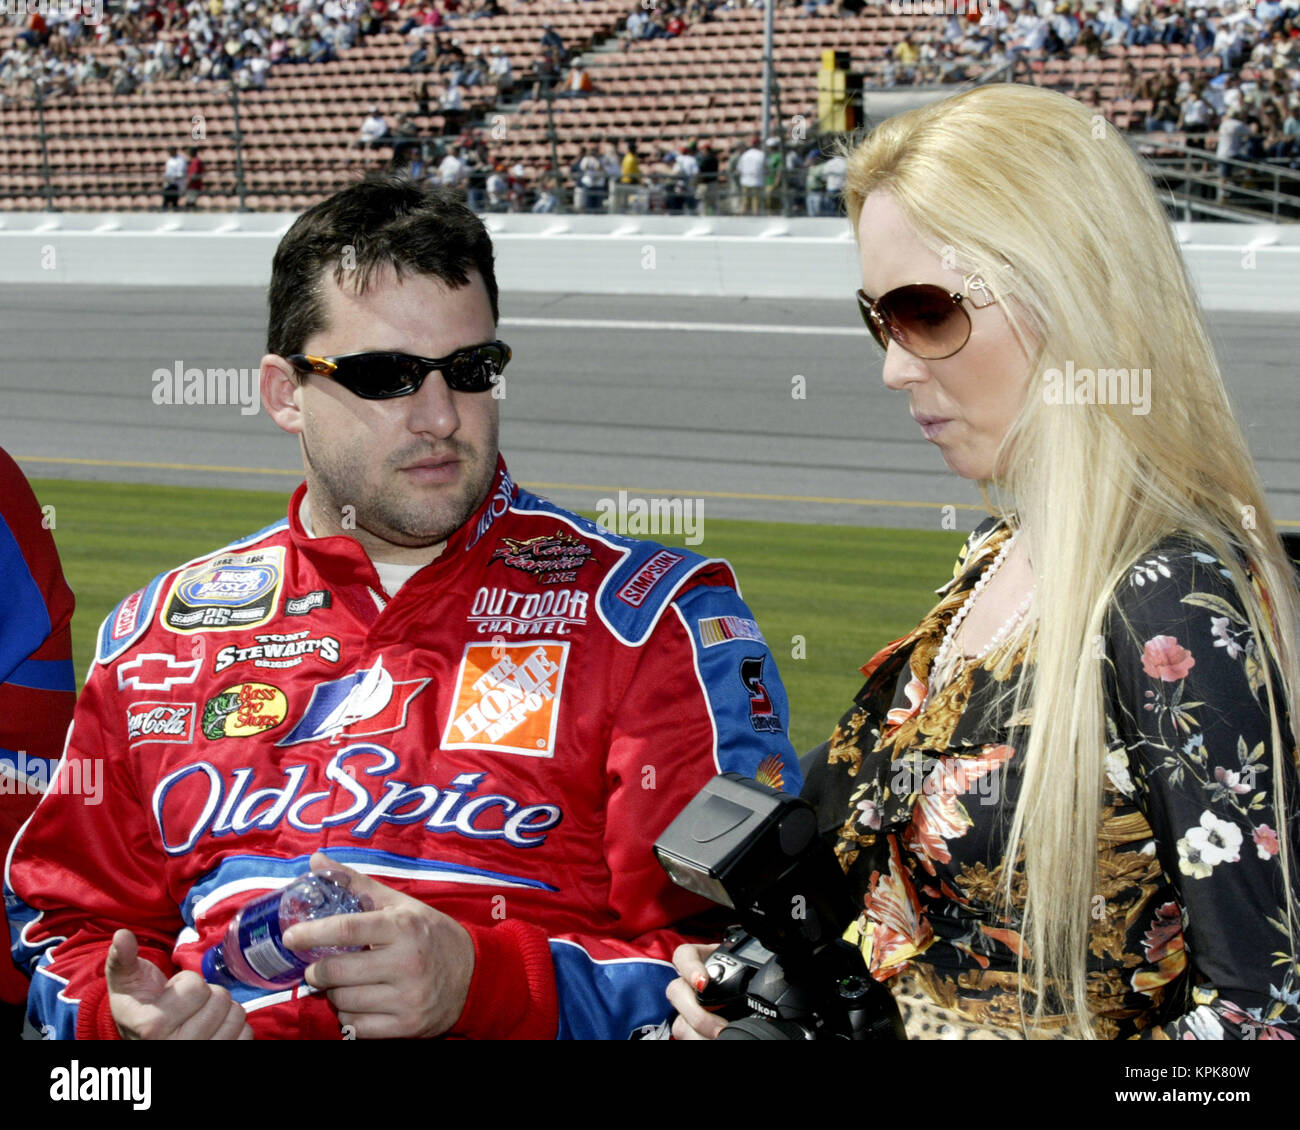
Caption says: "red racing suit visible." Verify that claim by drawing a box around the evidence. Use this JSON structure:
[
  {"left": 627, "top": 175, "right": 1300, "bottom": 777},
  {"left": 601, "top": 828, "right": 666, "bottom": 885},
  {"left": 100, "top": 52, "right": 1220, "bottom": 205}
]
[{"left": 6, "top": 460, "right": 800, "bottom": 1039}]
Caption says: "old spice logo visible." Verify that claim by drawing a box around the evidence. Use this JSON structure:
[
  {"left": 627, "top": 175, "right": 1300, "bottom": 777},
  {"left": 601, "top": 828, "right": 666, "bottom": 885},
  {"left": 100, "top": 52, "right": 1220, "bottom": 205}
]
[
  {"left": 491, "top": 531, "right": 593, "bottom": 585},
  {"left": 616, "top": 550, "right": 685, "bottom": 607},
  {"left": 443, "top": 642, "right": 569, "bottom": 758},
  {"left": 126, "top": 702, "right": 196, "bottom": 746},
  {"left": 151, "top": 746, "right": 565, "bottom": 854}
]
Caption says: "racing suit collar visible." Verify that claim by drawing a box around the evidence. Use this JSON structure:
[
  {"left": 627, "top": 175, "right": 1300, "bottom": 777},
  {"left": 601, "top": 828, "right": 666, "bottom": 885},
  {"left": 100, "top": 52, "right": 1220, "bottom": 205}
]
[{"left": 286, "top": 455, "right": 517, "bottom": 592}]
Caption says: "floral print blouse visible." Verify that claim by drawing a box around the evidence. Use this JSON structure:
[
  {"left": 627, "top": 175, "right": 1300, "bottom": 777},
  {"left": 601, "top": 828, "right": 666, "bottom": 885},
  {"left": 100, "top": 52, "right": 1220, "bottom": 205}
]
[{"left": 807, "top": 517, "right": 1300, "bottom": 1039}]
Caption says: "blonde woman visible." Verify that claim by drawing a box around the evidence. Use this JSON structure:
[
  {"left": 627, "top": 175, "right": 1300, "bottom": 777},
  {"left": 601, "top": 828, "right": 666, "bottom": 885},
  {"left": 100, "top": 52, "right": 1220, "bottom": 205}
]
[{"left": 667, "top": 83, "right": 1300, "bottom": 1040}]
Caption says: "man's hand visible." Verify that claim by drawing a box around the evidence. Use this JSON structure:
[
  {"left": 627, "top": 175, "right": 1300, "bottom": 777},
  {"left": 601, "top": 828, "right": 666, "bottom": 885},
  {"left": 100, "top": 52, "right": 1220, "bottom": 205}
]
[
  {"left": 282, "top": 851, "right": 474, "bottom": 1039},
  {"left": 105, "top": 929, "right": 252, "bottom": 1040}
]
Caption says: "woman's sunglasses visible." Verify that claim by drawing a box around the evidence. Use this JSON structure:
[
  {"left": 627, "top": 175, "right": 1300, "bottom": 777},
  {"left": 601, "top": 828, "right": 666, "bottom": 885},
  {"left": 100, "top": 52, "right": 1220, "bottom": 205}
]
[
  {"left": 856, "top": 274, "right": 998, "bottom": 360},
  {"left": 287, "top": 340, "right": 512, "bottom": 399}
]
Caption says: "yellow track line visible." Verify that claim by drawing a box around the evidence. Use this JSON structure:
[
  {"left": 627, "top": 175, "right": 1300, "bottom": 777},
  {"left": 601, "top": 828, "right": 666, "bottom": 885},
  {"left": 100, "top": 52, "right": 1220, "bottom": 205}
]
[
  {"left": 523, "top": 480, "right": 985, "bottom": 512},
  {"left": 16, "top": 455, "right": 1299, "bottom": 525},
  {"left": 17, "top": 454, "right": 301, "bottom": 476}
]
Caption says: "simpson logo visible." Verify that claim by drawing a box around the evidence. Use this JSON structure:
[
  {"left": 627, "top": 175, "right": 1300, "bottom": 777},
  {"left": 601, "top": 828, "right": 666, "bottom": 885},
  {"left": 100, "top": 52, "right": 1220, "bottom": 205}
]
[
  {"left": 278, "top": 656, "right": 430, "bottom": 746},
  {"left": 285, "top": 590, "right": 332, "bottom": 617},
  {"left": 491, "top": 531, "right": 593, "bottom": 585},
  {"left": 117, "top": 653, "right": 203, "bottom": 692},
  {"left": 162, "top": 547, "right": 285, "bottom": 634},
  {"left": 699, "top": 615, "right": 765, "bottom": 648},
  {"left": 126, "top": 702, "right": 197, "bottom": 747},
  {"left": 617, "top": 550, "right": 684, "bottom": 607},
  {"left": 202, "top": 682, "right": 288, "bottom": 739},
  {"left": 467, "top": 586, "right": 589, "bottom": 637},
  {"left": 213, "top": 630, "right": 341, "bottom": 673},
  {"left": 443, "top": 642, "right": 569, "bottom": 758}
]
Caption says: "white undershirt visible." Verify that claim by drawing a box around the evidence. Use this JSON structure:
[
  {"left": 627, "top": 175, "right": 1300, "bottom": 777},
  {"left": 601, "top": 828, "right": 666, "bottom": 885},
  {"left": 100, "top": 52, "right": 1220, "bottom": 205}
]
[{"left": 299, "top": 495, "right": 425, "bottom": 606}]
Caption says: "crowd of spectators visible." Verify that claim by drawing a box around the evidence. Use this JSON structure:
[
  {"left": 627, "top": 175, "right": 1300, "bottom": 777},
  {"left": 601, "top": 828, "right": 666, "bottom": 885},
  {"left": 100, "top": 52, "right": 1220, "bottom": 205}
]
[
  {"left": 1019, "top": 0, "right": 1300, "bottom": 178},
  {"left": 384, "top": 125, "right": 563, "bottom": 211},
  {"left": 0, "top": 0, "right": 510, "bottom": 103},
  {"left": 379, "top": 124, "right": 848, "bottom": 216},
  {"left": 873, "top": 0, "right": 1300, "bottom": 90},
  {"left": 5, "top": 0, "right": 1299, "bottom": 211}
]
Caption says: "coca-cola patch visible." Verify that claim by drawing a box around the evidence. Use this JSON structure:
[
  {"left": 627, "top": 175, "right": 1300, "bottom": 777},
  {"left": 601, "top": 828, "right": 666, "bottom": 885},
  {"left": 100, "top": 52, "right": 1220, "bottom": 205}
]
[
  {"left": 126, "top": 701, "right": 197, "bottom": 747},
  {"left": 491, "top": 531, "right": 593, "bottom": 586}
]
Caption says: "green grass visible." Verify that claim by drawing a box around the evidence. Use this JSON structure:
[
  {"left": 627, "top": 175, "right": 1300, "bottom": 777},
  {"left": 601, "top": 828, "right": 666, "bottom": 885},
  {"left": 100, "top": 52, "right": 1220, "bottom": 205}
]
[{"left": 32, "top": 478, "right": 967, "bottom": 755}]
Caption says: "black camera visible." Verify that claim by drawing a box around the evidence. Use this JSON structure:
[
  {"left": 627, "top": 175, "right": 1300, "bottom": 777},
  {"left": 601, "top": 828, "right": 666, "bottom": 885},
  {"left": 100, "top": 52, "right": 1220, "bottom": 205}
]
[{"left": 653, "top": 772, "right": 904, "bottom": 1040}]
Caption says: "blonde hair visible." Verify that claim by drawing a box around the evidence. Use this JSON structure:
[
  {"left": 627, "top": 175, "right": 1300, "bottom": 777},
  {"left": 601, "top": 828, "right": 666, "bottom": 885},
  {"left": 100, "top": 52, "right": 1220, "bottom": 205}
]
[{"left": 842, "top": 83, "right": 1300, "bottom": 1037}]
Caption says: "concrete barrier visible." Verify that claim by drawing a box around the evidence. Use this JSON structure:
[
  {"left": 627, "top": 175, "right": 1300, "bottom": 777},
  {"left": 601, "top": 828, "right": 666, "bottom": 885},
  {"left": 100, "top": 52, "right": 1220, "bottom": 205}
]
[{"left": 0, "top": 212, "right": 1295, "bottom": 311}]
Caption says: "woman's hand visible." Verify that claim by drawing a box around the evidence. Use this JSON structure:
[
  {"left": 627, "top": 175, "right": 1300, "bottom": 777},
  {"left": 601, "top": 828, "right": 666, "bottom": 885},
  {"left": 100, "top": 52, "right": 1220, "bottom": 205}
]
[{"left": 665, "top": 943, "right": 729, "bottom": 1041}]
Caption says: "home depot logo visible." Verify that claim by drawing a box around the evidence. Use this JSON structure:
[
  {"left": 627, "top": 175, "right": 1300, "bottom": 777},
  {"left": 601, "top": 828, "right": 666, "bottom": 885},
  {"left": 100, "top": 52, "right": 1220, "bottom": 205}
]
[{"left": 442, "top": 642, "right": 569, "bottom": 758}]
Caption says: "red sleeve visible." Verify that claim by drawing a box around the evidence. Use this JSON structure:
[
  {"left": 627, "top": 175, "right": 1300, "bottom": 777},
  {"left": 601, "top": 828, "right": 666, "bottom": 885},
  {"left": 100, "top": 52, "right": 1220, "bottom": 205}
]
[
  {"left": 7, "top": 668, "right": 182, "bottom": 1037},
  {"left": 0, "top": 448, "right": 75, "bottom": 1006},
  {"left": 452, "top": 920, "right": 557, "bottom": 1040},
  {"left": 75, "top": 975, "right": 124, "bottom": 1041}
]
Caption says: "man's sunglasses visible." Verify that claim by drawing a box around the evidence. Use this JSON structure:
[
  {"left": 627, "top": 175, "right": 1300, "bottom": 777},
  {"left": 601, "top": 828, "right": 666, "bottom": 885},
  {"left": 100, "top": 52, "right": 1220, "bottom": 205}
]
[
  {"left": 856, "top": 274, "right": 998, "bottom": 360},
  {"left": 287, "top": 340, "right": 512, "bottom": 399}
]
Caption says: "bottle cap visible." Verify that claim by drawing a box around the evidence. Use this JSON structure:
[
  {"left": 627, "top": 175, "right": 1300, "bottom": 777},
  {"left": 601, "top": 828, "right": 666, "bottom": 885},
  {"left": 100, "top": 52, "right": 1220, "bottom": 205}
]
[{"left": 201, "top": 945, "right": 239, "bottom": 989}]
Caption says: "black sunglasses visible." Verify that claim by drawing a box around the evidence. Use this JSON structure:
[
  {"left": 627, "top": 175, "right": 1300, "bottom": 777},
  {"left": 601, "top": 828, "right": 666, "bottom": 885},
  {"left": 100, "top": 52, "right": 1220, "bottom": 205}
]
[
  {"left": 856, "top": 275, "right": 998, "bottom": 360},
  {"left": 287, "top": 340, "right": 512, "bottom": 399}
]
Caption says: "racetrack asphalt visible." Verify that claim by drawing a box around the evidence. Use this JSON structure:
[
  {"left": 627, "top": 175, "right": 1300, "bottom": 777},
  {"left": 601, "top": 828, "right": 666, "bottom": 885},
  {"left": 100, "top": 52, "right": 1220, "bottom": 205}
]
[{"left": 2, "top": 285, "right": 1297, "bottom": 531}]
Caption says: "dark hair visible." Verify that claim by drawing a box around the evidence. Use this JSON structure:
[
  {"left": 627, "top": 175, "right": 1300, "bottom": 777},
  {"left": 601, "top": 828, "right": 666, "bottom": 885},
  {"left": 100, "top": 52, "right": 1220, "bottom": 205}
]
[{"left": 266, "top": 173, "right": 500, "bottom": 357}]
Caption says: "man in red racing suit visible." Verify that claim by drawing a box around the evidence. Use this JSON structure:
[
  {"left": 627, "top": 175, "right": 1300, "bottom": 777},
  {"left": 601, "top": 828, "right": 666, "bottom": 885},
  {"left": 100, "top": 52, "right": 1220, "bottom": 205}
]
[{"left": 5, "top": 178, "right": 800, "bottom": 1041}]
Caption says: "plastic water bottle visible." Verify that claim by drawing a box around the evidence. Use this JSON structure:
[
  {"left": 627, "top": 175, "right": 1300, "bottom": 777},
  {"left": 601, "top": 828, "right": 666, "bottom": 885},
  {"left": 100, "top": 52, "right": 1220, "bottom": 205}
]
[{"left": 201, "top": 869, "right": 372, "bottom": 991}]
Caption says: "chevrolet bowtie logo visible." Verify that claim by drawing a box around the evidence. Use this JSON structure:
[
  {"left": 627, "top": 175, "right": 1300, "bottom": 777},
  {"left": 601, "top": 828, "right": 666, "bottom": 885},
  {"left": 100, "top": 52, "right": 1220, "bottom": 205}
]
[{"left": 117, "top": 653, "right": 204, "bottom": 691}]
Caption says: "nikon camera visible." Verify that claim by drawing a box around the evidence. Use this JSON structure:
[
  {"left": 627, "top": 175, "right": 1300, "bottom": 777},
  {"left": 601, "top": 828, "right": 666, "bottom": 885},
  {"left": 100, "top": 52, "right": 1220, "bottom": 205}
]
[{"left": 654, "top": 772, "right": 904, "bottom": 1041}]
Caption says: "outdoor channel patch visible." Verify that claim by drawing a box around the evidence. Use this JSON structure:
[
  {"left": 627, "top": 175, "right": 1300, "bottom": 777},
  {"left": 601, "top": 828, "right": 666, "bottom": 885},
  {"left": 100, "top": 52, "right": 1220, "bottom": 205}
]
[{"left": 162, "top": 547, "right": 285, "bottom": 634}]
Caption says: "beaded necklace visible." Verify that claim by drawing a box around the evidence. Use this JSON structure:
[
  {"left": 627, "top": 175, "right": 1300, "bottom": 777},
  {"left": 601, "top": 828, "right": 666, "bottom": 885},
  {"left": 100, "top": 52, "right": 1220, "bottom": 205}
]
[{"left": 928, "top": 530, "right": 1036, "bottom": 695}]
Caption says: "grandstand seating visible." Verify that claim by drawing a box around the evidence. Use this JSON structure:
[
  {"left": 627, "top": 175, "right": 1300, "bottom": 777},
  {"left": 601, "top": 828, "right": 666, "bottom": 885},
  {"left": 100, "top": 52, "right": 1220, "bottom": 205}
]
[
  {"left": 1, "top": 0, "right": 1293, "bottom": 212},
  {"left": 0, "top": 0, "right": 628, "bottom": 209}
]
